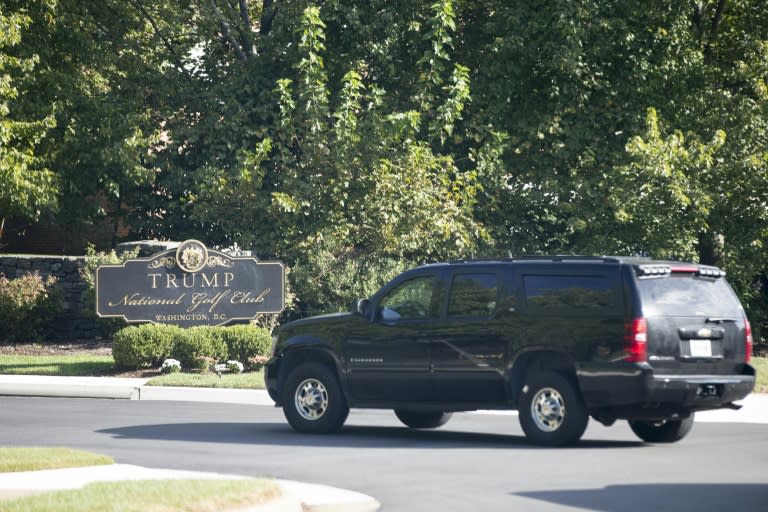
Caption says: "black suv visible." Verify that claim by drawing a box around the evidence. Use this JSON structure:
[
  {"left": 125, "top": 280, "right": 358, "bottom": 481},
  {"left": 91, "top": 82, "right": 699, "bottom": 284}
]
[{"left": 265, "top": 257, "right": 755, "bottom": 445}]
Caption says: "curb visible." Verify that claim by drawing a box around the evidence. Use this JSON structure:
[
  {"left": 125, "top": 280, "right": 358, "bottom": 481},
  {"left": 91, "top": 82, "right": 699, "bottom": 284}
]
[
  {"left": 0, "top": 375, "right": 274, "bottom": 405},
  {"left": 0, "top": 375, "right": 147, "bottom": 400},
  {"left": 0, "top": 465, "right": 381, "bottom": 512}
]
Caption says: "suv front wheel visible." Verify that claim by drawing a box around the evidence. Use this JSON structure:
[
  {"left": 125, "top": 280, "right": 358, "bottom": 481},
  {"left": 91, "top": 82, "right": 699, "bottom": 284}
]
[
  {"left": 518, "top": 371, "right": 589, "bottom": 446},
  {"left": 282, "top": 362, "right": 349, "bottom": 434},
  {"left": 628, "top": 415, "right": 695, "bottom": 443}
]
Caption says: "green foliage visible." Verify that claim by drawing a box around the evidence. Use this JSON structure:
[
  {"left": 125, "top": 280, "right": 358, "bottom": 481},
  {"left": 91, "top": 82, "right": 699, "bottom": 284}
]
[
  {"left": 612, "top": 108, "right": 727, "bottom": 259},
  {"left": 289, "top": 241, "right": 410, "bottom": 315},
  {"left": 4, "top": 0, "right": 768, "bottom": 338},
  {"left": 171, "top": 326, "right": 228, "bottom": 369},
  {"left": 186, "top": 4, "right": 490, "bottom": 314},
  {"left": 221, "top": 324, "right": 273, "bottom": 362},
  {"left": 0, "top": 5, "right": 57, "bottom": 230},
  {"left": 81, "top": 245, "right": 139, "bottom": 335},
  {"left": 112, "top": 323, "right": 180, "bottom": 370},
  {"left": 0, "top": 272, "right": 61, "bottom": 343}
]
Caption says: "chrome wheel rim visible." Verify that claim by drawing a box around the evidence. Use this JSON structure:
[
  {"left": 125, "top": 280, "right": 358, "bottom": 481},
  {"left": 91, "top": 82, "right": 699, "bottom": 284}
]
[
  {"left": 531, "top": 387, "right": 565, "bottom": 432},
  {"left": 294, "top": 378, "right": 329, "bottom": 421}
]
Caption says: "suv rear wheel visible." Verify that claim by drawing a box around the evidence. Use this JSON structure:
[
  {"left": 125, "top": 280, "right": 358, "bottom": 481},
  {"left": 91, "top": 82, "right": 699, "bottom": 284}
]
[
  {"left": 282, "top": 362, "right": 349, "bottom": 434},
  {"left": 628, "top": 414, "right": 695, "bottom": 443},
  {"left": 518, "top": 371, "right": 589, "bottom": 446},
  {"left": 394, "top": 410, "right": 453, "bottom": 429}
]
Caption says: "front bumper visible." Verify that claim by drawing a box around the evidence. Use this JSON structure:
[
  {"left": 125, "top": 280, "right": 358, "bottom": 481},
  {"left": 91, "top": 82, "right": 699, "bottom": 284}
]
[{"left": 264, "top": 358, "right": 280, "bottom": 404}]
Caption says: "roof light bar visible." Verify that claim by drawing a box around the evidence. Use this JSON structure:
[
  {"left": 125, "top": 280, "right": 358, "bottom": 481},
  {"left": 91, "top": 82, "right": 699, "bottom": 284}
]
[
  {"left": 637, "top": 265, "right": 671, "bottom": 276},
  {"left": 697, "top": 267, "right": 726, "bottom": 278},
  {"left": 636, "top": 264, "right": 725, "bottom": 278}
]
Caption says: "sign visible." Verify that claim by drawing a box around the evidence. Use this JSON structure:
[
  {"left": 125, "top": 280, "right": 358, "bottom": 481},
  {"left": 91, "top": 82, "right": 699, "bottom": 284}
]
[{"left": 96, "top": 240, "right": 284, "bottom": 327}]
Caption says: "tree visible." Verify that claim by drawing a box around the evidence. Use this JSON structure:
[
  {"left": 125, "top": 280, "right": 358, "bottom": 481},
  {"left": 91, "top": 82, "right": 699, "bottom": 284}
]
[
  {"left": 0, "top": 6, "right": 57, "bottom": 241},
  {"left": 185, "top": 3, "right": 491, "bottom": 314}
]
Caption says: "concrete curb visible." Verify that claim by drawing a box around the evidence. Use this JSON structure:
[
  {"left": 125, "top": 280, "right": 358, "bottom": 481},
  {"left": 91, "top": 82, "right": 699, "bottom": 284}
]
[
  {"left": 0, "top": 464, "right": 381, "bottom": 512},
  {"left": 0, "top": 375, "right": 274, "bottom": 405},
  {"left": 0, "top": 375, "right": 147, "bottom": 400}
]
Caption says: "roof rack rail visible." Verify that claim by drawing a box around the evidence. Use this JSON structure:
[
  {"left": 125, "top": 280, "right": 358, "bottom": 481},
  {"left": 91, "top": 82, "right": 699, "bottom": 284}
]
[{"left": 516, "top": 255, "right": 622, "bottom": 263}]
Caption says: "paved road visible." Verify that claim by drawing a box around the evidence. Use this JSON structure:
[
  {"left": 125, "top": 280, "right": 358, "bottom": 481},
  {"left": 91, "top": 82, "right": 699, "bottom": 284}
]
[{"left": 2, "top": 396, "right": 767, "bottom": 511}]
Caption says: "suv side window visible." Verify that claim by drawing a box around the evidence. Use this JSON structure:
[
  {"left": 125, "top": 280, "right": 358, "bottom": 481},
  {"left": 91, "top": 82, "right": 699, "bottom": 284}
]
[
  {"left": 447, "top": 273, "right": 498, "bottom": 318},
  {"left": 523, "top": 275, "right": 616, "bottom": 311},
  {"left": 379, "top": 276, "right": 436, "bottom": 321}
]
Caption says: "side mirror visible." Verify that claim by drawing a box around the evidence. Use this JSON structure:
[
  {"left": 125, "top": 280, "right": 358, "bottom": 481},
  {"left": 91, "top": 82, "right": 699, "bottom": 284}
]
[{"left": 355, "top": 298, "right": 371, "bottom": 318}]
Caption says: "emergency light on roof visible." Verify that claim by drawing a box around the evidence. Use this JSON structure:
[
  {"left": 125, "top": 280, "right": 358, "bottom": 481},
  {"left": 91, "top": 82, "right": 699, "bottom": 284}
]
[
  {"left": 636, "top": 265, "right": 725, "bottom": 278},
  {"left": 697, "top": 267, "right": 726, "bottom": 278},
  {"left": 636, "top": 265, "right": 671, "bottom": 276}
]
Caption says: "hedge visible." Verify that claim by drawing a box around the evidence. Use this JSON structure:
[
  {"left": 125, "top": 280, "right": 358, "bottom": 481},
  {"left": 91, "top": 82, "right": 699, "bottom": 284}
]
[
  {"left": 112, "top": 324, "right": 180, "bottom": 369},
  {"left": 111, "top": 323, "right": 273, "bottom": 371}
]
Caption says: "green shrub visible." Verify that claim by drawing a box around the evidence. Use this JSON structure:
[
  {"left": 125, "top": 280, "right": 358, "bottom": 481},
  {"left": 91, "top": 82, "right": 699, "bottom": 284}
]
[
  {"left": 171, "top": 326, "right": 228, "bottom": 368},
  {"left": 0, "top": 273, "right": 62, "bottom": 344},
  {"left": 80, "top": 245, "right": 139, "bottom": 336},
  {"left": 112, "top": 324, "right": 180, "bottom": 369},
  {"left": 221, "top": 324, "right": 272, "bottom": 362}
]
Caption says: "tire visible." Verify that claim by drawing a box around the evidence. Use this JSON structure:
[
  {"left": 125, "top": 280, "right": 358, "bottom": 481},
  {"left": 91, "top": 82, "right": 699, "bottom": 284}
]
[
  {"left": 282, "top": 362, "right": 349, "bottom": 434},
  {"left": 394, "top": 410, "right": 453, "bottom": 429},
  {"left": 518, "top": 371, "right": 589, "bottom": 446},
  {"left": 628, "top": 414, "right": 695, "bottom": 443}
]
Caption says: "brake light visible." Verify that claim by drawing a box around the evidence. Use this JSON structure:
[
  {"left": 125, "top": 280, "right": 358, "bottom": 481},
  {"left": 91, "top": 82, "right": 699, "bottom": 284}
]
[
  {"left": 670, "top": 265, "right": 699, "bottom": 273},
  {"left": 745, "top": 318, "right": 753, "bottom": 364},
  {"left": 624, "top": 318, "right": 648, "bottom": 363}
]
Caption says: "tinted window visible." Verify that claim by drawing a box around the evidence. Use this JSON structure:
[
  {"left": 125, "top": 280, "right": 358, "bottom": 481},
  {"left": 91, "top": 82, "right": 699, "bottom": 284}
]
[
  {"left": 379, "top": 276, "right": 435, "bottom": 320},
  {"left": 637, "top": 274, "right": 742, "bottom": 317},
  {"left": 524, "top": 275, "right": 615, "bottom": 310},
  {"left": 447, "top": 273, "right": 498, "bottom": 318}
]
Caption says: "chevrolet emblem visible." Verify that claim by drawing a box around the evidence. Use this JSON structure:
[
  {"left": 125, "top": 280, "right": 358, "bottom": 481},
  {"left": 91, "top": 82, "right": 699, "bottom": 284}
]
[{"left": 697, "top": 328, "right": 712, "bottom": 338}]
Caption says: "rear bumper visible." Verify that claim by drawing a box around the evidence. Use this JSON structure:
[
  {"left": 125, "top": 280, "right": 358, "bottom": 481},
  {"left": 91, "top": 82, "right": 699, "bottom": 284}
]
[
  {"left": 579, "top": 363, "right": 755, "bottom": 413},
  {"left": 644, "top": 371, "right": 755, "bottom": 408}
]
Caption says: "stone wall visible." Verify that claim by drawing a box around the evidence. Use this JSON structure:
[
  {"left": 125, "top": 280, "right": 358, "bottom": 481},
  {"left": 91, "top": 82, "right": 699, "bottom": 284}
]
[{"left": 0, "top": 254, "right": 98, "bottom": 340}]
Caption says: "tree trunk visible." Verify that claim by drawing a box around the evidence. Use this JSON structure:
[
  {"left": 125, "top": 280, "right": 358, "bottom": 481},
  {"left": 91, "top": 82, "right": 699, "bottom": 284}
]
[{"left": 698, "top": 231, "right": 725, "bottom": 267}]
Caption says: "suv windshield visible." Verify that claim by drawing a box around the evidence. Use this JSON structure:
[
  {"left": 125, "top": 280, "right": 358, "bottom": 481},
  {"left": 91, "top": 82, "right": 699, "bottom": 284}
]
[{"left": 637, "top": 274, "right": 742, "bottom": 317}]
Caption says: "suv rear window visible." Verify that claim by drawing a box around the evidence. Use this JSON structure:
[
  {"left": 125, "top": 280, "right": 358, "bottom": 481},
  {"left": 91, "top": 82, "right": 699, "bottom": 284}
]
[{"left": 637, "top": 274, "right": 742, "bottom": 317}]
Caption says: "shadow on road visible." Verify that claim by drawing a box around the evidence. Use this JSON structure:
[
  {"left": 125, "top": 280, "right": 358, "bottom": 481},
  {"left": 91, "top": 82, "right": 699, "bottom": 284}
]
[
  {"left": 97, "top": 421, "right": 642, "bottom": 450},
  {"left": 514, "top": 483, "right": 768, "bottom": 511}
]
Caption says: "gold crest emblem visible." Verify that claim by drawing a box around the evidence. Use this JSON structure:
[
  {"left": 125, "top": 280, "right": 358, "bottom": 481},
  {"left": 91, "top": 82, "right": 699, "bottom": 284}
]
[{"left": 176, "top": 240, "right": 209, "bottom": 273}]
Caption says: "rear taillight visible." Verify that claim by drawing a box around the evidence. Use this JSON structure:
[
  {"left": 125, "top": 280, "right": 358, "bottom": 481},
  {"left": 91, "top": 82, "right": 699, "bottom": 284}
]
[
  {"left": 624, "top": 318, "right": 648, "bottom": 363},
  {"left": 745, "top": 318, "right": 753, "bottom": 364}
]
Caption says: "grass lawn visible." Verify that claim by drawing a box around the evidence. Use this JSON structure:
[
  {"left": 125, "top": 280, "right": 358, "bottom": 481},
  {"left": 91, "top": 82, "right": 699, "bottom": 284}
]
[
  {"left": 0, "top": 447, "right": 279, "bottom": 512},
  {"left": 752, "top": 356, "right": 768, "bottom": 393},
  {"left": 0, "top": 352, "right": 265, "bottom": 389},
  {"left": 1, "top": 479, "right": 280, "bottom": 512},
  {"left": 0, "top": 355, "right": 114, "bottom": 377},
  {"left": 0, "top": 448, "right": 113, "bottom": 473},
  {"left": 146, "top": 371, "right": 265, "bottom": 389}
]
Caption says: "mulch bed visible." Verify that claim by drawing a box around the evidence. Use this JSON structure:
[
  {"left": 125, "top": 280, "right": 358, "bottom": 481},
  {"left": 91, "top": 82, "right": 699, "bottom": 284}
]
[{"left": 0, "top": 341, "right": 112, "bottom": 357}]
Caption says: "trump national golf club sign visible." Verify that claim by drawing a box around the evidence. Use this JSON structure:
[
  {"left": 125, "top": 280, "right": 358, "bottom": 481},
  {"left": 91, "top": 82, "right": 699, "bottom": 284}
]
[{"left": 96, "top": 240, "right": 284, "bottom": 327}]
